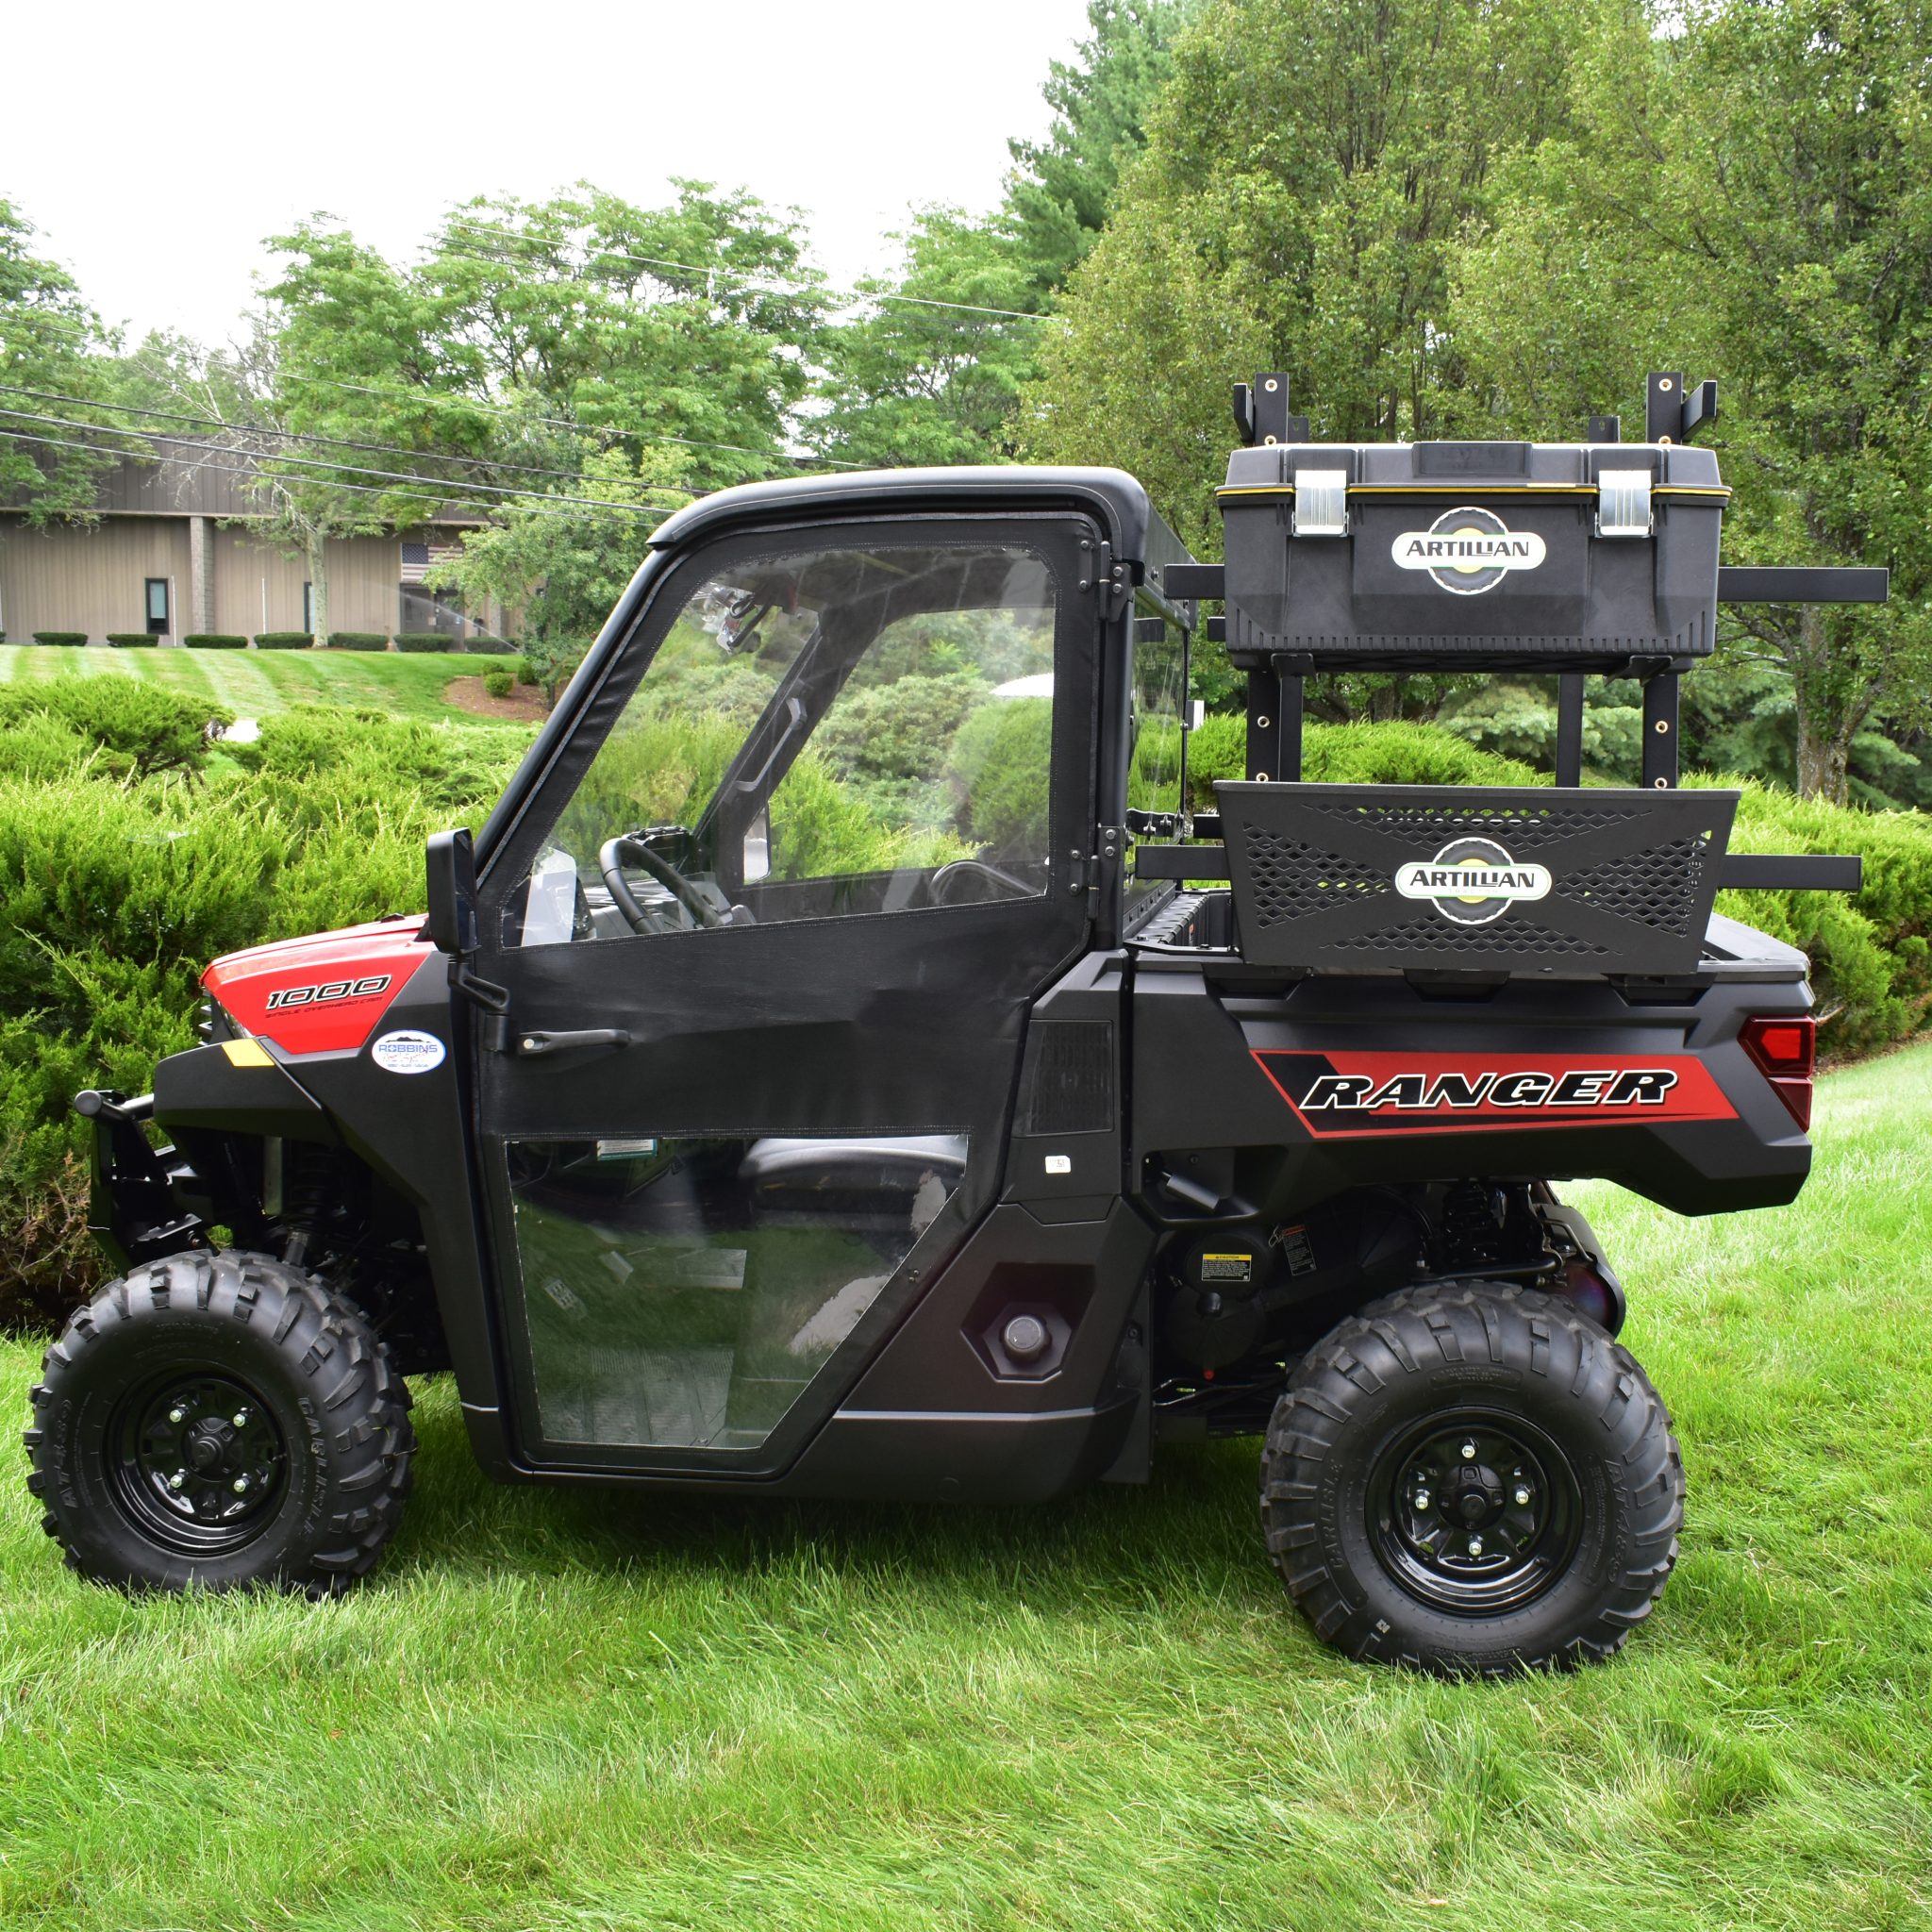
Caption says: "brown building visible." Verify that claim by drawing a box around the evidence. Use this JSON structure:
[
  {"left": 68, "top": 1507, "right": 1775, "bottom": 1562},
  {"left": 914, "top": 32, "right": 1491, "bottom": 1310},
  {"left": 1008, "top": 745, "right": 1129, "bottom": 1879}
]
[{"left": 0, "top": 442, "right": 499, "bottom": 643}]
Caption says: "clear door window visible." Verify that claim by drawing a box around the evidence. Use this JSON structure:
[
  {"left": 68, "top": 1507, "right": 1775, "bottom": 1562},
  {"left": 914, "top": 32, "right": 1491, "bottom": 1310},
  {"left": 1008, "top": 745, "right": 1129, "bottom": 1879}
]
[
  {"left": 508, "top": 541, "right": 1058, "bottom": 945},
  {"left": 508, "top": 1132, "right": 966, "bottom": 1449},
  {"left": 144, "top": 578, "right": 169, "bottom": 635}
]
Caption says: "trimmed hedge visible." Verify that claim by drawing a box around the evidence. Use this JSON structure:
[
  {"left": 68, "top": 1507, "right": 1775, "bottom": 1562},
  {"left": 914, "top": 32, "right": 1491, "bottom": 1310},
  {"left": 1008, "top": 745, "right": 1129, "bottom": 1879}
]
[
  {"left": 183, "top": 634, "right": 248, "bottom": 650},
  {"left": 254, "top": 632, "right": 314, "bottom": 650},
  {"left": 105, "top": 634, "right": 159, "bottom": 648},
  {"left": 324, "top": 633, "right": 389, "bottom": 652},
  {"left": 461, "top": 635, "right": 518, "bottom": 656},
  {"left": 392, "top": 632, "right": 455, "bottom": 653},
  {"left": 31, "top": 633, "right": 86, "bottom": 647},
  {"left": 0, "top": 694, "right": 530, "bottom": 1325}
]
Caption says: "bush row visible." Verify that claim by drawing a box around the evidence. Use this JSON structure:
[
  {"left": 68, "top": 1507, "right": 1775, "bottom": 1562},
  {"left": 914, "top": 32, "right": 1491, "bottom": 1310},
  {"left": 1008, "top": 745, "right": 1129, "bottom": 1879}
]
[
  {"left": 0, "top": 683, "right": 1924, "bottom": 1328},
  {"left": 0, "top": 684, "right": 531, "bottom": 1328}
]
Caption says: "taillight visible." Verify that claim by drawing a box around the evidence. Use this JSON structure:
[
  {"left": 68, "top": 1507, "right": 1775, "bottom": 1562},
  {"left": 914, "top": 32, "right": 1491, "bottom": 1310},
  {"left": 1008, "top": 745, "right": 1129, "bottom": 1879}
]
[{"left": 1740, "top": 1015, "right": 1816, "bottom": 1129}]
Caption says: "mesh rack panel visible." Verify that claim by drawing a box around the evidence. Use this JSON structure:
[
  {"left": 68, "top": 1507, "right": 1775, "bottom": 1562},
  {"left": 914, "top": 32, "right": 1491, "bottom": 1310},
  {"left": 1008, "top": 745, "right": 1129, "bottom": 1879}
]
[{"left": 1218, "top": 782, "right": 1737, "bottom": 975}]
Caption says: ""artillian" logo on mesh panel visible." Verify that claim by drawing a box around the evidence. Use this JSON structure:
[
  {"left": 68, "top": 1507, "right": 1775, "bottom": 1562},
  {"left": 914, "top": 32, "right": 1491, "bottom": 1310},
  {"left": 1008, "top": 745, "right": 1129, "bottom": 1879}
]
[
  {"left": 1391, "top": 505, "right": 1547, "bottom": 594},
  {"left": 1392, "top": 837, "right": 1552, "bottom": 925}
]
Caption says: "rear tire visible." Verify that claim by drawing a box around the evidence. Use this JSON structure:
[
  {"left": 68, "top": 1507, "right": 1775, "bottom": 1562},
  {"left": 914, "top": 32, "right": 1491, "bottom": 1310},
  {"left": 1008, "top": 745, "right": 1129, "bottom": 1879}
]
[
  {"left": 1259, "top": 1281, "right": 1682, "bottom": 1674},
  {"left": 23, "top": 1250, "right": 414, "bottom": 1595}
]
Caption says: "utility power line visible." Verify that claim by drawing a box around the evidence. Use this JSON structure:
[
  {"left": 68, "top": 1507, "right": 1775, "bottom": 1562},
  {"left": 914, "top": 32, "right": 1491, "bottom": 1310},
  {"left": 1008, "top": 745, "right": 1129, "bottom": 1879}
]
[
  {"left": 6, "top": 307, "right": 868, "bottom": 472},
  {"left": 300, "top": 375, "right": 867, "bottom": 470},
  {"left": 438, "top": 218, "right": 1057, "bottom": 325},
  {"left": 0, "top": 407, "right": 696, "bottom": 512},
  {"left": 0, "top": 382, "right": 679, "bottom": 491},
  {"left": 0, "top": 425, "right": 673, "bottom": 526}
]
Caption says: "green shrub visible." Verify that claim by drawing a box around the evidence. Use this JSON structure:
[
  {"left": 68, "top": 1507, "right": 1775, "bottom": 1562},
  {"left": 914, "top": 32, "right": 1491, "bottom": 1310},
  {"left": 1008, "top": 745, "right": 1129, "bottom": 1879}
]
[
  {"left": 462, "top": 635, "right": 517, "bottom": 656},
  {"left": 183, "top": 634, "right": 248, "bottom": 650},
  {"left": 392, "top": 632, "right": 453, "bottom": 653},
  {"left": 0, "top": 679, "right": 232, "bottom": 784},
  {"left": 516, "top": 656, "right": 537, "bottom": 687},
  {"left": 104, "top": 633, "right": 159, "bottom": 648},
  {"left": 521, "top": 636, "right": 591, "bottom": 706},
  {"left": 31, "top": 632, "right": 86, "bottom": 647},
  {"left": 946, "top": 697, "right": 1054, "bottom": 856},
  {"left": 254, "top": 632, "right": 314, "bottom": 651},
  {"left": 323, "top": 632, "right": 388, "bottom": 651},
  {"left": 0, "top": 712, "right": 93, "bottom": 784},
  {"left": 482, "top": 667, "right": 515, "bottom": 700},
  {"left": 0, "top": 709, "right": 526, "bottom": 1324}
]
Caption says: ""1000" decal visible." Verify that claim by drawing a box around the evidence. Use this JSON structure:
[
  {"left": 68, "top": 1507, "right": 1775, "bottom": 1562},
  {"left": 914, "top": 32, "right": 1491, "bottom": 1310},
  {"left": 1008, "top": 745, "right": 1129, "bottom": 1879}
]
[{"left": 264, "top": 974, "right": 393, "bottom": 1012}]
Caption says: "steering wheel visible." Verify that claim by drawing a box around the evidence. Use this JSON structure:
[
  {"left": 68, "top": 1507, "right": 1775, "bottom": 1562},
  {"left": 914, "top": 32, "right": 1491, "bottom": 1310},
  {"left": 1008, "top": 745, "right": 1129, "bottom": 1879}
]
[
  {"left": 599, "top": 833, "right": 724, "bottom": 934},
  {"left": 929, "top": 857, "right": 1034, "bottom": 905}
]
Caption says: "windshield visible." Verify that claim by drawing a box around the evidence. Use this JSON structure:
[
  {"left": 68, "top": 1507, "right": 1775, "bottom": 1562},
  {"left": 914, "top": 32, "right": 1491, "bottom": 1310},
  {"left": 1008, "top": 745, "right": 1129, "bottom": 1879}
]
[{"left": 512, "top": 540, "right": 1061, "bottom": 944}]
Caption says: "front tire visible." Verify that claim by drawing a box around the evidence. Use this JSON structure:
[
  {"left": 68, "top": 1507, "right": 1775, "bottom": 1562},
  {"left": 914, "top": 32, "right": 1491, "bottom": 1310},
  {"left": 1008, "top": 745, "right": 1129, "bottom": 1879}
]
[
  {"left": 1260, "top": 1282, "right": 1682, "bottom": 1674},
  {"left": 24, "top": 1251, "right": 414, "bottom": 1594}
]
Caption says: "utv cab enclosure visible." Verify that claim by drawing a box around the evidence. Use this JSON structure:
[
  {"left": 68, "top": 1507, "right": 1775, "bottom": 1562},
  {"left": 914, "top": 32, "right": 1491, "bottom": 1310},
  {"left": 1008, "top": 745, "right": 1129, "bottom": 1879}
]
[{"left": 30, "top": 372, "right": 1881, "bottom": 1675}]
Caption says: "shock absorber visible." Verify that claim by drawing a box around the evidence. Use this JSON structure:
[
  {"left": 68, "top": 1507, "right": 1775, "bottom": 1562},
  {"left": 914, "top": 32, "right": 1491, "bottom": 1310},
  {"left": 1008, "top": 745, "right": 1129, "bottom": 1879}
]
[
  {"left": 1440, "top": 1179, "right": 1507, "bottom": 1274},
  {"left": 277, "top": 1144, "right": 333, "bottom": 1271}
]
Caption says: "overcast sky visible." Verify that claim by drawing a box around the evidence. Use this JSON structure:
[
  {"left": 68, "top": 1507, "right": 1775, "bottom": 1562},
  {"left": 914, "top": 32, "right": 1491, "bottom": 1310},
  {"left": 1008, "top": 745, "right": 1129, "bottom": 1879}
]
[{"left": 4, "top": 0, "right": 1092, "bottom": 349}]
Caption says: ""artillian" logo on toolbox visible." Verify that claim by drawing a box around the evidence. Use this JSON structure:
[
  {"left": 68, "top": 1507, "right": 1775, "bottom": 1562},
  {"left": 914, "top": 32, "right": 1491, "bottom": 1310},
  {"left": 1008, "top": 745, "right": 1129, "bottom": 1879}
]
[
  {"left": 1393, "top": 837, "right": 1552, "bottom": 924},
  {"left": 1391, "top": 505, "right": 1546, "bottom": 594}
]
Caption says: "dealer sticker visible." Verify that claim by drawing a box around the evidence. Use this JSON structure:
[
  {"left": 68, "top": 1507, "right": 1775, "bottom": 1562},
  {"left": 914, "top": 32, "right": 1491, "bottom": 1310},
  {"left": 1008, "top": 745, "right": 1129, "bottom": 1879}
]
[{"left": 371, "top": 1029, "right": 446, "bottom": 1075}]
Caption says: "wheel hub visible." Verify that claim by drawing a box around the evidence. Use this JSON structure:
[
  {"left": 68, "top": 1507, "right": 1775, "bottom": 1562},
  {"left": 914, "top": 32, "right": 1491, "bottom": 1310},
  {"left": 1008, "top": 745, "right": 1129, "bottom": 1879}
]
[
  {"left": 112, "top": 1372, "right": 287, "bottom": 1555},
  {"left": 1444, "top": 1465, "right": 1503, "bottom": 1525},
  {"left": 1372, "top": 1411, "right": 1583, "bottom": 1616}
]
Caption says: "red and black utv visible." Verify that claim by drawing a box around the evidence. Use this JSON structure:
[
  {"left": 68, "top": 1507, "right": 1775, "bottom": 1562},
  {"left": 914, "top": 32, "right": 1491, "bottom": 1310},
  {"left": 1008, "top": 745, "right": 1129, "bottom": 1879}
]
[{"left": 26, "top": 373, "right": 1879, "bottom": 1674}]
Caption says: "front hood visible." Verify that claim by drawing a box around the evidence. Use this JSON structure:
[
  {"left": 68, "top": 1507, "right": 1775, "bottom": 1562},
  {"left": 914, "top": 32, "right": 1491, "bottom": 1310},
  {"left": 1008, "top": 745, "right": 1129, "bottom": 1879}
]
[{"left": 204, "top": 915, "right": 438, "bottom": 1056}]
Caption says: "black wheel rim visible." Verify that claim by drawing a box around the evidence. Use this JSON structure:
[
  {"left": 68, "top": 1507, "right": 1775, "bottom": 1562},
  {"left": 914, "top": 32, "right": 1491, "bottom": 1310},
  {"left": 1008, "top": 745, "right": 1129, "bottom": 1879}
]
[
  {"left": 1368, "top": 1407, "right": 1583, "bottom": 1617},
  {"left": 110, "top": 1369, "right": 288, "bottom": 1558}
]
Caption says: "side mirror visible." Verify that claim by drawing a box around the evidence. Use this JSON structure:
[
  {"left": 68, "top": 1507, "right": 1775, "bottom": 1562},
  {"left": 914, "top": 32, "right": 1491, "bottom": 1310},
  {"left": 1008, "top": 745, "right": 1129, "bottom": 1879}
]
[{"left": 425, "top": 827, "right": 478, "bottom": 956}]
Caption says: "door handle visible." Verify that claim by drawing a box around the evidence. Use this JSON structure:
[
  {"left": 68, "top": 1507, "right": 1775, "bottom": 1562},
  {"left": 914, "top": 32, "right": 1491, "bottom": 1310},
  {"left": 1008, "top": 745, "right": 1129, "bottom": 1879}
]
[{"left": 513, "top": 1027, "right": 633, "bottom": 1058}]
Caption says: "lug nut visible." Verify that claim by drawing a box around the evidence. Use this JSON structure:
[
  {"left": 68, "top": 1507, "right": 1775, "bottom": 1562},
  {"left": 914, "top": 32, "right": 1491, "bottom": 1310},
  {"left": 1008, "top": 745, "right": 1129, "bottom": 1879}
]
[
  {"left": 168, "top": 1407, "right": 187, "bottom": 1424},
  {"left": 1461, "top": 1441, "right": 1477, "bottom": 1461},
  {"left": 168, "top": 1471, "right": 187, "bottom": 1491},
  {"left": 1414, "top": 1491, "right": 1431, "bottom": 1511},
  {"left": 1513, "top": 1486, "right": 1532, "bottom": 1507},
  {"left": 231, "top": 1475, "right": 249, "bottom": 1494},
  {"left": 1466, "top": 1536, "right": 1483, "bottom": 1557},
  {"left": 231, "top": 1410, "right": 249, "bottom": 1428}
]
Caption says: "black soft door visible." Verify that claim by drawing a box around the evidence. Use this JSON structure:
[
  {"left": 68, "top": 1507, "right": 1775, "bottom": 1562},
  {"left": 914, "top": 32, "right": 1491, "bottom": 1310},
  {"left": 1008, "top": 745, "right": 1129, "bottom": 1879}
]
[{"left": 469, "top": 517, "right": 1099, "bottom": 1473}]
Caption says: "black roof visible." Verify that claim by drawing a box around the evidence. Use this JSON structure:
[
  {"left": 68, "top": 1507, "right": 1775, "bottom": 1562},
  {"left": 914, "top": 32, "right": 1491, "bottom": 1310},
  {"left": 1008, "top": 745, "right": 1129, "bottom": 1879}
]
[{"left": 647, "top": 464, "right": 1177, "bottom": 572}]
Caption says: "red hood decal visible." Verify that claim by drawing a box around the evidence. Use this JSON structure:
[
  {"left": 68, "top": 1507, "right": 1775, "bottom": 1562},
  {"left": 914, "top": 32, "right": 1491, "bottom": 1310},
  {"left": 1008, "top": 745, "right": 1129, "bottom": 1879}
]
[{"left": 204, "top": 916, "right": 436, "bottom": 1055}]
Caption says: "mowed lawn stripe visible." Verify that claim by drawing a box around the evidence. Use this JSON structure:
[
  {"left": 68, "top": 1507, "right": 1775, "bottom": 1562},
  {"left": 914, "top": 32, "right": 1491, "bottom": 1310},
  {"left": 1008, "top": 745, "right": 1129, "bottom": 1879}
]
[{"left": 0, "top": 643, "right": 495, "bottom": 721}]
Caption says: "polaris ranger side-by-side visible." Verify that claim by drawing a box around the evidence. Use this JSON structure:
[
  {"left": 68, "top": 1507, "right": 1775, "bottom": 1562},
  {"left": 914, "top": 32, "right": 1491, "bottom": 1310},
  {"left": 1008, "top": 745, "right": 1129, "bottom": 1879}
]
[{"left": 26, "top": 372, "right": 1881, "bottom": 1674}]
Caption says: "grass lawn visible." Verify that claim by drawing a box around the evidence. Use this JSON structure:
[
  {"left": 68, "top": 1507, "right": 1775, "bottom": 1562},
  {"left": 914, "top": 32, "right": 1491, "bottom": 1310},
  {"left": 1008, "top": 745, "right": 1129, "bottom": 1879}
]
[
  {"left": 1, "top": 1048, "right": 1928, "bottom": 1930},
  {"left": 0, "top": 643, "right": 497, "bottom": 723}
]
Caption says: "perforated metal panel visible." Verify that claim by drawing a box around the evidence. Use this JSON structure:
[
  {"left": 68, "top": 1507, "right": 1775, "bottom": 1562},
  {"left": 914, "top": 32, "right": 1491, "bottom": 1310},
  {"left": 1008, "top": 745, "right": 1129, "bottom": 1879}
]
[{"left": 1220, "top": 782, "right": 1736, "bottom": 975}]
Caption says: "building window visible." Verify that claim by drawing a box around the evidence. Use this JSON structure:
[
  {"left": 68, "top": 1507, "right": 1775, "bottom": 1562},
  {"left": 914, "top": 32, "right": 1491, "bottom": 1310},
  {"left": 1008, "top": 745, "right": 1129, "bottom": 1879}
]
[
  {"left": 303, "top": 582, "right": 313, "bottom": 633},
  {"left": 144, "top": 578, "right": 170, "bottom": 636}
]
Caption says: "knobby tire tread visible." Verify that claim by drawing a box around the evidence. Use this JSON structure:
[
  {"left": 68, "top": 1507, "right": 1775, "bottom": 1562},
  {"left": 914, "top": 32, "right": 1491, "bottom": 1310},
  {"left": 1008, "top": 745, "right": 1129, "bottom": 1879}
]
[{"left": 1259, "top": 1281, "right": 1683, "bottom": 1676}]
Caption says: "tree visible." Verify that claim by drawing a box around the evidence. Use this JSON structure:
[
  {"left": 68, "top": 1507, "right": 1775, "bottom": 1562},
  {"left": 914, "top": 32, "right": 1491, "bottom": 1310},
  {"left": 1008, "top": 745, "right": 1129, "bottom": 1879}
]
[
  {"left": 429, "top": 443, "right": 684, "bottom": 703},
  {"left": 1445, "top": 0, "right": 1932, "bottom": 803},
  {"left": 1021, "top": 0, "right": 1593, "bottom": 552},
  {"left": 0, "top": 200, "right": 121, "bottom": 523},
  {"left": 260, "top": 183, "right": 824, "bottom": 642},
  {"left": 810, "top": 2, "right": 1188, "bottom": 469},
  {"left": 1006, "top": 0, "right": 1191, "bottom": 293},
  {"left": 808, "top": 210, "right": 1049, "bottom": 467}
]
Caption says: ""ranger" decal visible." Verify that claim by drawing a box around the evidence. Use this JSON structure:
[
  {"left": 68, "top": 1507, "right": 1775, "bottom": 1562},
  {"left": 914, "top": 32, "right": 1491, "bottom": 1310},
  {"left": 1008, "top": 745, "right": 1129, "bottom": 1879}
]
[{"left": 1253, "top": 1050, "right": 1738, "bottom": 1136}]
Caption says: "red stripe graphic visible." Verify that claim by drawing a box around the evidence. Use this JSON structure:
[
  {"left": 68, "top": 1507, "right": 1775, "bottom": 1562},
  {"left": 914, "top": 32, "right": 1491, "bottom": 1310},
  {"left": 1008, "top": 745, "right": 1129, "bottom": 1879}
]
[{"left": 1253, "top": 1050, "right": 1737, "bottom": 1138}]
